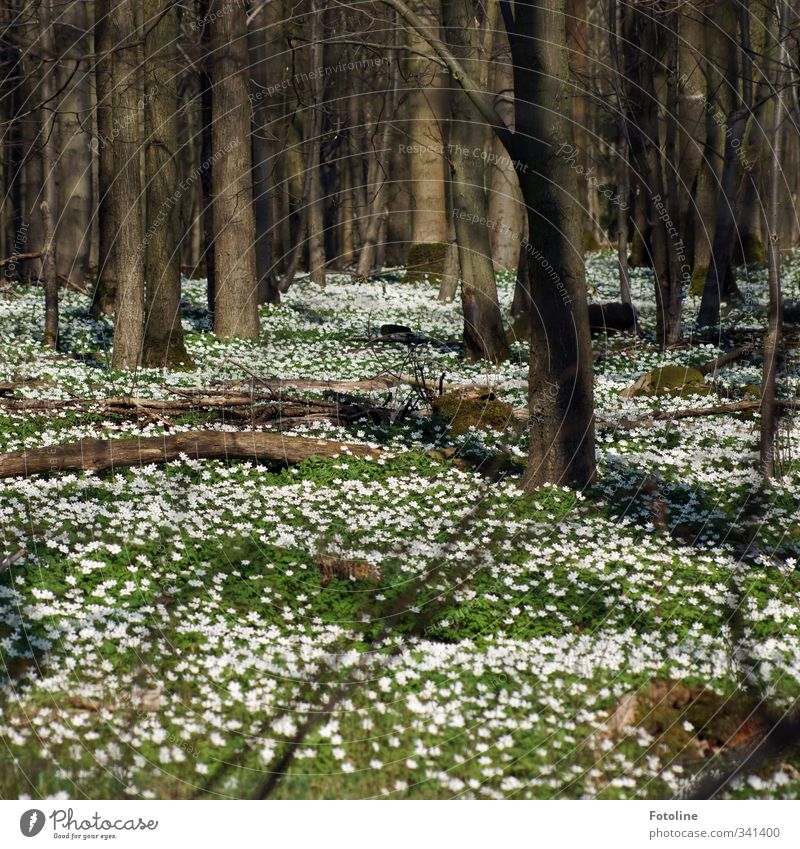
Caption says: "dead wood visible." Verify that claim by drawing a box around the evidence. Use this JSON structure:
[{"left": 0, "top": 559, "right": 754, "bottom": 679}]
[{"left": 0, "top": 431, "right": 387, "bottom": 479}]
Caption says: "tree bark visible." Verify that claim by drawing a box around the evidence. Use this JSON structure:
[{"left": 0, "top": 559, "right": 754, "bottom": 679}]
[
  {"left": 38, "top": 0, "right": 58, "bottom": 349},
  {"left": 91, "top": 0, "right": 117, "bottom": 317},
  {"left": 760, "top": 0, "right": 787, "bottom": 478},
  {"left": 141, "top": 0, "right": 191, "bottom": 368},
  {"left": 442, "top": 0, "right": 509, "bottom": 362},
  {"left": 0, "top": 431, "right": 384, "bottom": 479},
  {"left": 210, "top": 0, "right": 260, "bottom": 338},
  {"left": 54, "top": 0, "right": 92, "bottom": 283},
  {"left": 109, "top": 0, "right": 145, "bottom": 370},
  {"left": 512, "top": 0, "right": 596, "bottom": 487}
]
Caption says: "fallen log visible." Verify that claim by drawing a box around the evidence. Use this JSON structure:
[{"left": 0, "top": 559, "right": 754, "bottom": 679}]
[{"left": 0, "top": 431, "right": 387, "bottom": 479}]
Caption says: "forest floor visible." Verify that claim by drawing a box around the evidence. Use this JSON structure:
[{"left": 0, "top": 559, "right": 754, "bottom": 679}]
[{"left": 1, "top": 254, "right": 800, "bottom": 799}]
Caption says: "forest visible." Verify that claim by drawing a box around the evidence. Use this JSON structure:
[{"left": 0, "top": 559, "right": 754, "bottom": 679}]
[{"left": 0, "top": 0, "right": 800, "bottom": 802}]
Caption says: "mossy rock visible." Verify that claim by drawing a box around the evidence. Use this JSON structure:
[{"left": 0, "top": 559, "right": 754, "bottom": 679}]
[
  {"left": 405, "top": 242, "right": 447, "bottom": 284},
  {"left": 690, "top": 264, "right": 707, "bottom": 296},
  {"left": 432, "top": 391, "right": 520, "bottom": 435},
  {"left": 622, "top": 365, "right": 711, "bottom": 398}
]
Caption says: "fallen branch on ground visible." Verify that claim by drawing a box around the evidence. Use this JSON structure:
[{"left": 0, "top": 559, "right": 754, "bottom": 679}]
[
  {"left": 603, "top": 398, "right": 800, "bottom": 429},
  {"left": 0, "top": 431, "right": 387, "bottom": 479},
  {"left": 696, "top": 345, "right": 755, "bottom": 376}
]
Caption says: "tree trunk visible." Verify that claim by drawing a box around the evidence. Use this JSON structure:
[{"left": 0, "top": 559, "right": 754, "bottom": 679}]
[
  {"left": 142, "top": 0, "right": 191, "bottom": 368},
  {"left": 91, "top": 0, "right": 117, "bottom": 317},
  {"left": 54, "top": 0, "right": 92, "bottom": 284},
  {"left": 512, "top": 0, "right": 596, "bottom": 487},
  {"left": 760, "top": 0, "right": 787, "bottom": 478},
  {"left": 609, "top": 0, "right": 631, "bottom": 305},
  {"left": 198, "top": 0, "right": 216, "bottom": 314},
  {"left": 623, "top": 1, "right": 682, "bottom": 345},
  {"left": 355, "top": 30, "right": 399, "bottom": 281},
  {"left": 306, "top": 0, "right": 327, "bottom": 286},
  {"left": 210, "top": 0, "right": 260, "bottom": 338},
  {"left": 109, "top": 0, "right": 145, "bottom": 370},
  {"left": 442, "top": 0, "right": 508, "bottom": 362},
  {"left": 39, "top": 0, "right": 58, "bottom": 349},
  {"left": 248, "top": 1, "right": 278, "bottom": 304},
  {"left": 405, "top": 0, "right": 447, "bottom": 253}
]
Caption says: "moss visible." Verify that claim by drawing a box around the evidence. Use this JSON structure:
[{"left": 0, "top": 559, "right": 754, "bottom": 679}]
[
  {"left": 405, "top": 242, "right": 448, "bottom": 284},
  {"left": 743, "top": 383, "right": 761, "bottom": 400},
  {"left": 626, "top": 365, "right": 712, "bottom": 398},
  {"left": 690, "top": 265, "right": 707, "bottom": 296},
  {"left": 432, "top": 391, "right": 520, "bottom": 435},
  {"left": 583, "top": 230, "right": 601, "bottom": 252},
  {"left": 633, "top": 680, "right": 769, "bottom": 762},
  {"left": 628, "top": 232, "right": 652, "bottom": 268},
  {"left": 734, "top": 233, "right": 766, "bottom": 265}
]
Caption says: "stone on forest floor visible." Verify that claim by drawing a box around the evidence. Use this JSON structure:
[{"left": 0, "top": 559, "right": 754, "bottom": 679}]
[{"left": 621, "top": 365, "right": 712, "bottom": 398}]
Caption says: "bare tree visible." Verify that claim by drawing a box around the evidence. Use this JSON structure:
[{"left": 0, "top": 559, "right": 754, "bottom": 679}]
[
  {"left": 209, "top": 0, "right": 260, "bottom": 339},
  {"left": 109, "top": 0, "right": 145, "bottom": 369}
]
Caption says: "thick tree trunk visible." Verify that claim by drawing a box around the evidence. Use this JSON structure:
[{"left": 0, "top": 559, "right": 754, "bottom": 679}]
[
  {"left": 142, "top": 0, "right": 191, "bottom": 368},
  {"left": 442, "top": 0, "right": 508, "bottom": 363},
  {"left": 109, "top": 0, "right": 145, "bottom": 370},
  {"left": 210, "top": 0, "right": 260, "bottom": 338},
  {"left": 512, "top": 0, "right": 596, "bottom": 488}
]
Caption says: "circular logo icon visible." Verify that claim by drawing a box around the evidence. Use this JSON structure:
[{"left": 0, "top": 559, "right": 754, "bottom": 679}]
[{"left": 19, "top": 809, "right": 45, "bottom": 837}]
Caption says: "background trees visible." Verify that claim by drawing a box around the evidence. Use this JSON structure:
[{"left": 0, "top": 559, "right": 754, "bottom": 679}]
[{"left": 0, "top": 0, "right": 798, "bottom": 479}]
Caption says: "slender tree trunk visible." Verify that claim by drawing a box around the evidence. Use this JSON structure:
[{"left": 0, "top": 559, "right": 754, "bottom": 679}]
[
  {"left": 442, "top": 0, "right": 508, "bottom": 362},
  {"left": 91, "top": 0, "right": 117, "bottom": 317},
  {"left": 248, "top": 1, "right": 278, "bottom": 304},
  {"left": 210, "top": 0, "right": 260, "bottom": 338},
  {"left": 109, "top": 0, "right": 145, "bottom": 370},
  {"left": 54, "top": 0, "right": 92, "bottom": 284},
  {"left": 142, "top": 0, "right": 191, "bottom": 368},
  {"left": 306, "top": 0, "right": 327, "bottom": 286},
  {"left": 760, "top": 0, "right": 788, "bottom": 478},
  {"left": 355, "top": 31, "right": 399, "bottom": 281},
  {"left": 39, "top": 0, "right": 58, "bottom": 349},
  {"left": 623, "top": 1, "right": 681, "bottom": 345},
  {"left": 198, "top": 0, "right": 216, "bottom": 314},
  {"left": 405, "top": 0, "right": 447, "bottom": 253},
  {"left": 609, "top": 0, "right": 631, "bottom": 305}
]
